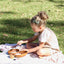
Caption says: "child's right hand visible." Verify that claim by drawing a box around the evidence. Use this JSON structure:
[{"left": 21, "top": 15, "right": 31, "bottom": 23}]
[
  {"left": 17, "top": 40, "right": 28, "bottom": 45},
  {"left": 17, "top": 40, "right": 24, "bottom": 45}
]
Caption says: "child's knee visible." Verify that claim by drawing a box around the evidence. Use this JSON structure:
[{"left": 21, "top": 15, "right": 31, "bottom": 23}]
[
  {"left": 37, "top": 49, "right": 43, "bottom": 55},
  {"left": 37, "top": 48, "right": 51, "bottom": 56}
]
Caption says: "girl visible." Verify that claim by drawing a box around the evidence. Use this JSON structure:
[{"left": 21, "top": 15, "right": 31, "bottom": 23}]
[{"left": 17, "top": 11, "right": 60, "bottom": 58}]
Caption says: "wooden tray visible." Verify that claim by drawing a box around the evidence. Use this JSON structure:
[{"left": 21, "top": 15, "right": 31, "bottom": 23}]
[
  {"left": 15, "top": 51, "right": 28, "bottom": 58},
  {"left": 8, "top": 49, "right": 19, "bottom": 55}
]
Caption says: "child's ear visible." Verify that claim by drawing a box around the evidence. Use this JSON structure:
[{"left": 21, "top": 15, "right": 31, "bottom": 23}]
[{"left": 40, "top": 26, "right": 42, "bottom": 29}]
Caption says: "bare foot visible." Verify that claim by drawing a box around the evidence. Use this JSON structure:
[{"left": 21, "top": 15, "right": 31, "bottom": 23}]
[
  {"left": 38, "top": 55, "right": 50, "bottom": 59},
  {"left": 38, "top": 55, "right": 43, "bottom": 59}
]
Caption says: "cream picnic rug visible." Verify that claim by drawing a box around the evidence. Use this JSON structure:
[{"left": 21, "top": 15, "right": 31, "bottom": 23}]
[{"left": 0, "top": 43, "right": 64, "bottom": 64}]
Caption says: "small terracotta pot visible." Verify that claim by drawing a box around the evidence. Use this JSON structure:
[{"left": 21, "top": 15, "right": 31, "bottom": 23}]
[{"left": 10, "top": 54, "right": 14, "bottom": 59}]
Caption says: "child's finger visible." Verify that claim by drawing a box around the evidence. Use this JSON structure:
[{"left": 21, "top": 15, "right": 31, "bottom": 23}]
[{"left": 17, "top": 41, "right": 22, "bottom": 45}]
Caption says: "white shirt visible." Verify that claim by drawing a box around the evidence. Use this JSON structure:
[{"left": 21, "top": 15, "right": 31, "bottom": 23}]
[{"left": 34, "top": 27, "right": 60, "bottom": 50}]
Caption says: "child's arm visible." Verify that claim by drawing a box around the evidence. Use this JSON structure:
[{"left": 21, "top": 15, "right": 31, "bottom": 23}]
[
  {"left": 27, "top": 42, "right": 45, "bottom": 53},
  {"left": 17, "top": 35, "right": 38, "bottom": 45},
  {"left": 25, "top": 35, "right": 38, "bottom": 43}
]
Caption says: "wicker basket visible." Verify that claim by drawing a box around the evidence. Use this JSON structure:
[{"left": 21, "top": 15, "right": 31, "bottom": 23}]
[{"left": 15, "top": 51, "right": 28, "bottom": 58}]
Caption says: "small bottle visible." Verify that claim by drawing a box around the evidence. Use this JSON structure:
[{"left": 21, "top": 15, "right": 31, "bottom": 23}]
[{"left": 10, "top": 54, "right": 14, "bottom": 59}]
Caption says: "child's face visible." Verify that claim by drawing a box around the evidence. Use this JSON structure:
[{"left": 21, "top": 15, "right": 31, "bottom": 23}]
[{"left": 31, "top": 23, "right": 40, "bottom": 32}]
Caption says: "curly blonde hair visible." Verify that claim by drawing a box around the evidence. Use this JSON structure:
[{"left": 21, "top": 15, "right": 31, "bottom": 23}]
[{"left": 31, "top": 11, "right": 49, "bottom": 27}]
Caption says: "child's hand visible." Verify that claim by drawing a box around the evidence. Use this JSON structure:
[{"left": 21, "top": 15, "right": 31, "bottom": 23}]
[
  {"left": 17, "top": 40, "right": 28, "bottom": 45},
  {"left": 17, "top": 40, "right": 24, "bottom": 45}
]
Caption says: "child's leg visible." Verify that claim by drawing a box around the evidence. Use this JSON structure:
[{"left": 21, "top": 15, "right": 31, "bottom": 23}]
[
  {"left": 26, "top": 43, "right": 38, "bottom": 54},
  {"left": 36, "top": 48, "right": 51, "bottom": 58},
  {"left": 26, "top": 42, "right": 38, "bottom": 49}
]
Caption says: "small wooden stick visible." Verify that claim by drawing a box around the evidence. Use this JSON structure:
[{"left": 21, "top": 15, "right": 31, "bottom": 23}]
[{"left": 12, "top": 44, "right": 18, "bottom": 48}]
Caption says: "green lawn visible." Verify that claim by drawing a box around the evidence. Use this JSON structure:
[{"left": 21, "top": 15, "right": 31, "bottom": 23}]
[{"left": 0, "top": 0, "right": 64, "bottom": 53}]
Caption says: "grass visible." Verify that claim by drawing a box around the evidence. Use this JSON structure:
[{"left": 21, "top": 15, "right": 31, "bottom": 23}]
[{"left": 0, "top": 0, "right": 64, "bottom": 53}]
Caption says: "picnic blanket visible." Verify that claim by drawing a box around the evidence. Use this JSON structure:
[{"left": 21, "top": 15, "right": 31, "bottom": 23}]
[{"left": 0, "top": 43, "right": 64, "bottom": 64}]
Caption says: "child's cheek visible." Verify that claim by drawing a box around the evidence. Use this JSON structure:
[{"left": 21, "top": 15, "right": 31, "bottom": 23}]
[{"left": 35, "top": 29, "right": 39, "bottom": 32}]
